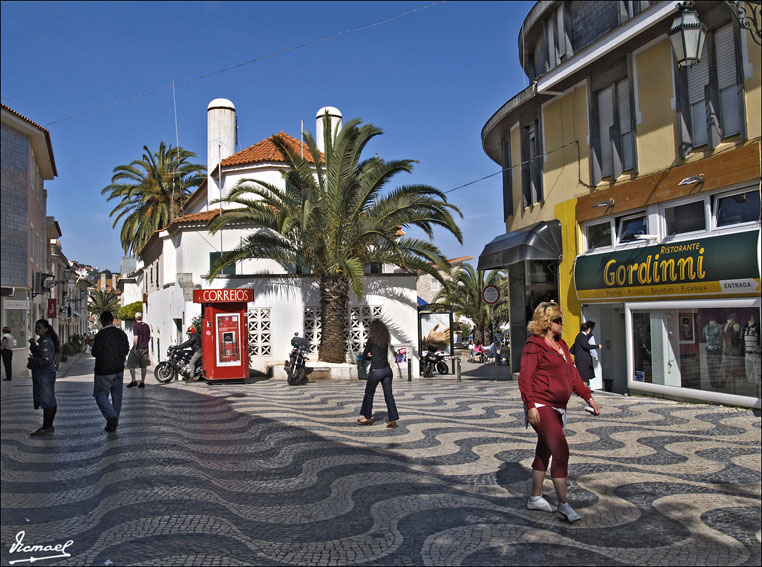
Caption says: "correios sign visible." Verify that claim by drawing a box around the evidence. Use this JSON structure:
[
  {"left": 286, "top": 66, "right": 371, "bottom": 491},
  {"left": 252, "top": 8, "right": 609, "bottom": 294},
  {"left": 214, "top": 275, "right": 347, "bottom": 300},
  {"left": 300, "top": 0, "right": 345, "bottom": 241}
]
[
  {"left": 574, "top": 231, "right": 760, "bottom": 301},
  {"left": 193, "top": 289, "right": 254, "bottom": 303}
]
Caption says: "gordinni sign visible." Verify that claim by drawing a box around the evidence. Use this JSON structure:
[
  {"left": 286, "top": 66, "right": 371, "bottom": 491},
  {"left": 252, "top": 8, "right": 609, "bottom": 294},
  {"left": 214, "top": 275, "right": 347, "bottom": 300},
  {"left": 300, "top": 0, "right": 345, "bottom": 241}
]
[{"left": 575, "top": 230, "right": 760, "bottom": 301}]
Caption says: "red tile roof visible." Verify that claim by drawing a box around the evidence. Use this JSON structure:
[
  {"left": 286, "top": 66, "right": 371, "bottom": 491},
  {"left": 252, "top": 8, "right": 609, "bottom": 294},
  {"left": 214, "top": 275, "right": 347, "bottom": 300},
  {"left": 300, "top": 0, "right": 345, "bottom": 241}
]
[
  {"left": 222, "top": 132, "right": 323, "bottom": 167},
  {"left": 173, "top": 210, "right": 221, "bottom": 224}
]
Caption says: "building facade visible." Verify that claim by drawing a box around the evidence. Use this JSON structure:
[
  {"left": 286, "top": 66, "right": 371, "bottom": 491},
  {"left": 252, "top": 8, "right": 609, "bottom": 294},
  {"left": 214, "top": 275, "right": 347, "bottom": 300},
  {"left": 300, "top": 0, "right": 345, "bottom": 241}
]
[
  {"left": 136, "top": 101, "right": 419, "bottom": 374},
  {"left": 479, "top": 1, "right": 760, "bottom": 408},
  {"left": 1, "top": 104, "right": 58, "bottom": 377}
]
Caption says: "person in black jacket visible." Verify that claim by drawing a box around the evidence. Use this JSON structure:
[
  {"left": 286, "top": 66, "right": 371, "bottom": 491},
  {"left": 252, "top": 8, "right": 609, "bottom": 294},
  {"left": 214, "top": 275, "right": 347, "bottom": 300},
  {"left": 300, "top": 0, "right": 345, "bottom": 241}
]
[
  {"left": 571, "top": 321, "right": 602, "bottom": 387},
  {"left": 92, "top": 311, "right": 130, "bottom": 432},
  {"left": 176, "top": 326, "right": 203, "bottom": 382},
  {"left": 357, "top": 319, "right": 399, "bottom": 428}
]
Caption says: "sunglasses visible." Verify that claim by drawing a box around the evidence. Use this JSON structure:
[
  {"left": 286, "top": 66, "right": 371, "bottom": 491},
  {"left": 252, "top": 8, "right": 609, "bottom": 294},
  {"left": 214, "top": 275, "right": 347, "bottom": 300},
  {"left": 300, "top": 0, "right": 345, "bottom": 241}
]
[{"left": 552, "top": 317, "right": 564, "bottom": 325}]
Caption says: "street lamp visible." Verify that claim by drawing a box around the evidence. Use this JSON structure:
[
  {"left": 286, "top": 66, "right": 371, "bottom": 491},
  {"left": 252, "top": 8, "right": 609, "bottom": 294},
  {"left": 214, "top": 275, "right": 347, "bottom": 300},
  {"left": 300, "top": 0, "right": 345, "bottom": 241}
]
[{"left": 668, "top": 2, "right": 707, "bottom": 68}]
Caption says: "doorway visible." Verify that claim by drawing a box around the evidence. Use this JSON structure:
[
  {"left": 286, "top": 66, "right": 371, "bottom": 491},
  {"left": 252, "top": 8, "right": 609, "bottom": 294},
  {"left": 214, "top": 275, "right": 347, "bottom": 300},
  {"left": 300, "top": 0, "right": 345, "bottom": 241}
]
[{"left": 581, "top": 304, "right": 627, "bottom": 394}]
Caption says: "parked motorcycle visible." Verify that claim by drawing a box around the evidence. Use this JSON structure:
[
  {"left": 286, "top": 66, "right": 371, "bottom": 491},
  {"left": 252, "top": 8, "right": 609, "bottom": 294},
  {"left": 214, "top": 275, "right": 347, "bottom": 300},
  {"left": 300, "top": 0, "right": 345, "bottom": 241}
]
[
  {"left": 285, "top": 333, "right": 310, "bottom": 385},
  {"left": 421, "top": 344, "right": 448, "bottom": 377},
  {"left": 155, "top": 346, "right": 203, "bottom": 384}
]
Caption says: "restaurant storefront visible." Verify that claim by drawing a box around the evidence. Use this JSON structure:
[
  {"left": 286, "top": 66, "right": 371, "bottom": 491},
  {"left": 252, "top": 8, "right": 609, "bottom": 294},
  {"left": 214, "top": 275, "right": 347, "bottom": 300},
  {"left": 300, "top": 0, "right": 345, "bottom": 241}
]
[{"left": 574, "top": 230, "right": 761, "bottom": 408}]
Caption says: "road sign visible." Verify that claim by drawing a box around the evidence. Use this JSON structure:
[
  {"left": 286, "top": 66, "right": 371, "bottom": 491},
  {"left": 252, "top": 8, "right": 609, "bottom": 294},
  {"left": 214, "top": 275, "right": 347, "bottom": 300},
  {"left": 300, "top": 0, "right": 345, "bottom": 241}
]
[{"left": 482, "top": 285, "right": 500, "bottom": 305}]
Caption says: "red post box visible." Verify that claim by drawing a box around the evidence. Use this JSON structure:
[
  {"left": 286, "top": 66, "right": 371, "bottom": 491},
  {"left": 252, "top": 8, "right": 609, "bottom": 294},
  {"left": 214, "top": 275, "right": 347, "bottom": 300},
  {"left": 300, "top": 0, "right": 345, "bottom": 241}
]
[{"left": 192, "top": 288, "right": 254, "bottom": 382}]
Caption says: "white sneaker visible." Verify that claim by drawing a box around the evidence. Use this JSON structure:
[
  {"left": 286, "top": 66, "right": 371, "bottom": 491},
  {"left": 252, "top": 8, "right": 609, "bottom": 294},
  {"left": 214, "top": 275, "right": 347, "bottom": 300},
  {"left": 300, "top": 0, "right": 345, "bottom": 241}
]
[
  {"left": 557, "top": 502, "right": 581, "bottom": 522},
  {"left": 527, "top": 496, "right": 557, "bottom": 512}
]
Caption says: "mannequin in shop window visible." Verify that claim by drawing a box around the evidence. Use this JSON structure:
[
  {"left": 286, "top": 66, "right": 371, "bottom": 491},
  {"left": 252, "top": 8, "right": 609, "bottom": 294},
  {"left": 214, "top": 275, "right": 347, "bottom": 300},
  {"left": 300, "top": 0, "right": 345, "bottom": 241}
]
[
  {"left": 742, "top": 314, "right": 760, "bottom": 385},
  {"left": 720, "top": 313, "right": 744, "bottom": 391},
  {"left": 703, "top": 318, "right": 723, "bottom": 389}
]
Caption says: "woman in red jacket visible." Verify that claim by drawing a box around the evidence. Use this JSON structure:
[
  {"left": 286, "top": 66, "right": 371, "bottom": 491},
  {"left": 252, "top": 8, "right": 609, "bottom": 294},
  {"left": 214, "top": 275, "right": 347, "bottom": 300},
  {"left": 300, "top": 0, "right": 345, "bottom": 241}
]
[{"left": 519, "top": 302, "right": 601, "bottom": 522}]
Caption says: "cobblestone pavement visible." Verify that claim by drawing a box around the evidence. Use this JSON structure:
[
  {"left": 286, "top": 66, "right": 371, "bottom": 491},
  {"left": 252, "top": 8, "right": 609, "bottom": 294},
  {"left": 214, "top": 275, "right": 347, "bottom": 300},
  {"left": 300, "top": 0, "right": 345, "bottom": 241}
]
[{"left": 1, "top": 353, "right": 760, "bottom": 566}]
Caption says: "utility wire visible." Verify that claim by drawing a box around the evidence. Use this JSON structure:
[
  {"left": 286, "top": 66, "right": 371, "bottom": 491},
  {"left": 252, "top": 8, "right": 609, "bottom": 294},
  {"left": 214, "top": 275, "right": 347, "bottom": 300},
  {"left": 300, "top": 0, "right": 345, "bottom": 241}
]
[{"left": 45, "top": 2, "right": 443, "bottom": 126}]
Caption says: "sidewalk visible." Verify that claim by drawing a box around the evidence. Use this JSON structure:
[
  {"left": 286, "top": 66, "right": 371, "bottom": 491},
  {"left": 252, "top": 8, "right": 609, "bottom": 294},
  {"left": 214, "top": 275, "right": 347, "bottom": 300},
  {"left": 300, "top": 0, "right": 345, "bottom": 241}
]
[{"left": 2, "top": 353, "right": 760, "bottom": 565}]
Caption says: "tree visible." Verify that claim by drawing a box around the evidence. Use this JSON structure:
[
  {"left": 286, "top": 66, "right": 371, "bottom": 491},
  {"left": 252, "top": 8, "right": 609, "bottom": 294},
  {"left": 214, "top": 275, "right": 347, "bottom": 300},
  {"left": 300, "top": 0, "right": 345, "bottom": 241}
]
[
  {"left": 208, "top": 117, "right": 463, "bottom": 363},
  {"left": 88, "top": 290, "right": 120, "bottom": 320},
  {"left": 101, "top": 142, "right": 206, "bottom": 255},
  {"left": 433, "top": 264, "right": 509, "bottom": 344},
  {"left": 117, "top": 301, "right": 143, "bottom": 321}
]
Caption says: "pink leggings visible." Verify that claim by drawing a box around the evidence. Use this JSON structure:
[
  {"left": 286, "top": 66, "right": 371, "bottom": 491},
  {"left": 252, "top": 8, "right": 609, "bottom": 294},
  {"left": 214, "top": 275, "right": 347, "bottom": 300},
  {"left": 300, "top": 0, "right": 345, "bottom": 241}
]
[{"left": 530, "top": 405, "right": 569, "bottom": 478}]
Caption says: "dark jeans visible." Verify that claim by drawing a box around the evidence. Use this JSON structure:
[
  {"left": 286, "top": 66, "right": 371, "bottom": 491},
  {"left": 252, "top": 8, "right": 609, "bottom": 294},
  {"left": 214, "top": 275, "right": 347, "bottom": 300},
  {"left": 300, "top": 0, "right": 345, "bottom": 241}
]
[
  {"left": 360, "top": 366, "right": 399, "bottom": 422},
  {"left": 2, "top": 349, "right": 11, "bottom": 379},
  {"left": 93, "top": 371, "right": 124, "bottom": 421}
]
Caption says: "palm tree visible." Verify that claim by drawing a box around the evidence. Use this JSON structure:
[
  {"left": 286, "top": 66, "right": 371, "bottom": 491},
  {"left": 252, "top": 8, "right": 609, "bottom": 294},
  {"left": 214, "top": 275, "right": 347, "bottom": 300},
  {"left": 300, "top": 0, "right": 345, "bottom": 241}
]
[
  {"left": 208, "top": 117, "right": 463, "bottom": 363},
  {"left": 433, "top": 264, "right": 509, "bottom": 344},
  {"left": 101, "top": 142, "right": 206, "bottom": 255},
  {"left": 88, "top": 289, "right": 120, "bottom": 321}
]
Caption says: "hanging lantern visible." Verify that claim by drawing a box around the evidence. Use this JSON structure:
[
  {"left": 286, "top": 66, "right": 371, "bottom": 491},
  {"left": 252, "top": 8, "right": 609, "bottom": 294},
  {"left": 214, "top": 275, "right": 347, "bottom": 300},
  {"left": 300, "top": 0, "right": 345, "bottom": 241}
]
[{"left": 668, "top": 1, "right": 707, "bottom": 68}]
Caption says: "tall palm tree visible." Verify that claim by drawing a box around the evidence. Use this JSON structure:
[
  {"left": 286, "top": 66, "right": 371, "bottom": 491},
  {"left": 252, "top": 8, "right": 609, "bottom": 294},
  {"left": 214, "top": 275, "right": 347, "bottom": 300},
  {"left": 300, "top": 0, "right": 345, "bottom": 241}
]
[
  {"left": 88, "top": 289, "right": 120, "bottom": 320},
  {"left": 101, "top": 142, "right": 206, "bottom": 255},
  {"left": 433, "top": 264, "right": 509, "bottom": 344},
  {"left": 208, "top": 117, "right": 463, "bottom": 363}
]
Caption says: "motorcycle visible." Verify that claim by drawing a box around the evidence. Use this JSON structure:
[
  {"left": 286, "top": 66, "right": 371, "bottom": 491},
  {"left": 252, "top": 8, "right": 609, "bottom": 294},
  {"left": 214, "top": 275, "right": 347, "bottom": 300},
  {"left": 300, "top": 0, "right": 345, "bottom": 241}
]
[
  {"left": 421, "top": 344, "right": 449, "bottom": 377},
  {"left": 155, "top": 346, "right": 203, "bottom": 384},
  {"left": 285, "top": 333, "right": 310, "bottom": 386}
]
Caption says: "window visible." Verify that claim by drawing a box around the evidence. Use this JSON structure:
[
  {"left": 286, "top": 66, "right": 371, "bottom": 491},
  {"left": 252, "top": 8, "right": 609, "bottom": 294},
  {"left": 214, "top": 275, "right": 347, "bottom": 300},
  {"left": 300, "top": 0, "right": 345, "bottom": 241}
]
[
  {"left": 592, "top": 75, "right": 636, "bottom": 182},
  {"left": 616, "top": 213, "right": 647, "bottom": 243},
  {"left": 715, "top": 190, "right": 761, "bottom": 227},
  {"left": 430, "top": 278, "right": 442, "bottom": 292},
  {"left": 209, "top": 252, "right": 236, "bottom": 275},
  {"left": 586, "top": 221, "right": 612, "bottom": 249},
  {"left": 364, "top": 263, "right": 383, "bottom": 275},
  {"left": 665, "top": 200, "right": 706, "bottom": 235},
  {"left": 30, "top": 226, "right": 34, "bottom": 262},
  {"left": 501, "top": 131, "right": 513, "bottom": 220},
  {"left": 520, "top": 116, "right": 543, "bottom": 207},
  {"left": 618, "top": 1, "right": 651, "bottom": 23},
  {"left": 676, "top": 23, "right": 745, "bottom": 157}
]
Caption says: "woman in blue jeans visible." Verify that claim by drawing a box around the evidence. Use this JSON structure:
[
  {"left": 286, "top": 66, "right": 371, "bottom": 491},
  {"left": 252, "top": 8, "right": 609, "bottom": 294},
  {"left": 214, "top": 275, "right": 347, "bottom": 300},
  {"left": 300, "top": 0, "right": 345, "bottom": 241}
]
[{"left": 357, "top": 319, "right": 399, "bottom": 428}]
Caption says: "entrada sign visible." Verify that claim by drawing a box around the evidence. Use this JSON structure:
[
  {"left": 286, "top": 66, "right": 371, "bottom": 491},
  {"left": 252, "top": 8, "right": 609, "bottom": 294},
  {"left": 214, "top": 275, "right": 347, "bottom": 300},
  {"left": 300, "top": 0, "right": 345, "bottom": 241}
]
[
  {"left": 193, "top": 289, "right": 254, "bottom": 303},
  {"left": 574, "top": 231, "right": 760, "bottom": 301}
]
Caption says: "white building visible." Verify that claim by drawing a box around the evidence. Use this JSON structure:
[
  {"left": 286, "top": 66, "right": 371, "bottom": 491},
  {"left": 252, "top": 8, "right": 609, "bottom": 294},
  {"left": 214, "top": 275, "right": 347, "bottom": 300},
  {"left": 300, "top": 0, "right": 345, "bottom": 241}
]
[{"left": 137, "top": 100, "right": 419, "bottom": 375}]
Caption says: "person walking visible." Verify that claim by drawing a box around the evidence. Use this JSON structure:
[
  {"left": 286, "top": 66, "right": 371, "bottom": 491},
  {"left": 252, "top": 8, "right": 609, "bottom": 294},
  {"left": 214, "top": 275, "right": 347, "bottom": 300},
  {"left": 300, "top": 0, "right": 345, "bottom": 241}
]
[
  {"left": 2, "top": 326, "right": 15, "bottom": 381},
  {"left": 357, "top": 319, "right": 400, "bottom": 429},
  {"left": 176, "top": 325, "right": 203, "bottom": 382},
  {"left": 519, "top": 302, "right": 600, "bottom": 522},
  {"left": 126, "top": 312, "right": 150, "bottom": 388},
  {"left": 571, "top": 321, "right": 602, "bottom": 387},
  {"left": 91, "top": 311, "right": 130, "bottom": 433},
  {"left": 27, "top": 319, "right": 60, "bottom": 436}
]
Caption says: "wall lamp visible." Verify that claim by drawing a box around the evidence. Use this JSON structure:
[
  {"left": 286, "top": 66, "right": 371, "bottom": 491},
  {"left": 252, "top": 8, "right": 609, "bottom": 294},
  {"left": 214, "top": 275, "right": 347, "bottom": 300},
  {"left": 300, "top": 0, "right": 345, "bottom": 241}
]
[
  {"left": 592, "top": 198, "right": 615, "bottom": 208},
  {"left": 678, "top": 174, "right": 705, "bottom": 186},
  {"left": 33, "top": 268, "right": 73, "bottom": 297},
  {"left": 670, "top": 1, "right": 761, "bottom": 69}
]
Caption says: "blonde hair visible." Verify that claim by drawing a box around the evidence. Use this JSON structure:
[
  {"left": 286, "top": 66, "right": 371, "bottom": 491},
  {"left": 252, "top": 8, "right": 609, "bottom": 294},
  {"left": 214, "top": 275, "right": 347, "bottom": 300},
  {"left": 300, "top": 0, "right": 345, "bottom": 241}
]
[{"left": 527, "top": 302, "right": 562, "bottom": 337}]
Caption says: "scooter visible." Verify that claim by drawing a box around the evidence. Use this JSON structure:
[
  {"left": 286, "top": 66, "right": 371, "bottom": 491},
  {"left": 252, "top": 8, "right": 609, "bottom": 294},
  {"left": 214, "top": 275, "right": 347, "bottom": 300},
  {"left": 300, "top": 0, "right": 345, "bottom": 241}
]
[
  {"left": 155, "top": 346, "right": 203, "bottom": 383},
  {"left": 285, "top": 333, "right": 310, "bottom": 385},
  {"left": 421, "top": 344, "right": 449, "bottom": 377}
]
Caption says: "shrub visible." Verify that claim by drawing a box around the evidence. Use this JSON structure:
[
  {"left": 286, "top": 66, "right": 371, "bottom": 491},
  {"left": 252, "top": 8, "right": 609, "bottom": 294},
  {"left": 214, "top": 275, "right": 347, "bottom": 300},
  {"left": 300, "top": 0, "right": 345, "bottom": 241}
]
[{"left": 117, "top": 301, "right": 144, "bottom": 321}]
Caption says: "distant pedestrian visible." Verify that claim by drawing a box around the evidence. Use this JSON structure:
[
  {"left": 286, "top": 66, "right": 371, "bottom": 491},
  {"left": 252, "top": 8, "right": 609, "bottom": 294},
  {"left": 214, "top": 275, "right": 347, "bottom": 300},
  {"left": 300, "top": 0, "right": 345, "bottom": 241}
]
[
  {"left": 27, "top": 319, "right": 60, "bottom": 436},
  {"left": 91, "top": 311, "right": 130, "bottom": 433},
  {"left": 2, "top": 326, "right": 15, "bottom": 381},
  {"left": 570, "top": 321, "right": 602, "bottom": 387},
  {"left": 519, "top": 302, "right": 600, "bottom": 522},
  {"left": 126, "top": 312, "right": 150, "bottom": 388},
  {"left": 357, "top": 319, "right": 399, "bottom": 429}
]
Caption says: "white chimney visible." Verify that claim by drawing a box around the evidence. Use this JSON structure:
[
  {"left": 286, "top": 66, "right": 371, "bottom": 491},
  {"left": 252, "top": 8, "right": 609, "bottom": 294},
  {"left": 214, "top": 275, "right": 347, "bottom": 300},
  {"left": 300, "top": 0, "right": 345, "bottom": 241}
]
[
  {"left": 207, "top": 98, "right": 236, "bottom": 205},
  {"left": 315, "top": 106, "right": 342, "bottom": 153}
]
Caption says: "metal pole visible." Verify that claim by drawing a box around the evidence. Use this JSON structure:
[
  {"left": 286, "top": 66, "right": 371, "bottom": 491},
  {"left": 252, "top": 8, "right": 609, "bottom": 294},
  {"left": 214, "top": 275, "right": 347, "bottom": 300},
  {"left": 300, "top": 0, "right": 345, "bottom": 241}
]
[
  {"left": 455, "top": 355, "right": 461, "bottom": 382},
  {"left": 408, "top": 359, "right": 412, "bottom": 382},
  {"left": 490, "top": 304, "right": 498, "bottom": 381}
]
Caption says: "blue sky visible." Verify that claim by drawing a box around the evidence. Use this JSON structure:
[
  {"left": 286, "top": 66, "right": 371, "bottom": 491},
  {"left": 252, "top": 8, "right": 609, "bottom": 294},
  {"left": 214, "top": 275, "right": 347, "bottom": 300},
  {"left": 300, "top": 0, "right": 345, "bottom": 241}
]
[{"left": 1, "top": 1, "right": 533, "bottom": 273}]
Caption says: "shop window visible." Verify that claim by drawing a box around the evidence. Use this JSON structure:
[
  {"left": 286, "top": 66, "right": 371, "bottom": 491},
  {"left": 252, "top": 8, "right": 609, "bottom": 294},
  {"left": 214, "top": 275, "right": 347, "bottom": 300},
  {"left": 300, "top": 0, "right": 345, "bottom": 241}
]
[
  {"left": 665, "top": 200, "right": 706, "bottom": 235},
  {"left": 616, "top": 213, "right": 647, "bottom": 243},
  {"left": 675, "top": 23, "right": 746, "bottom": 157},
  {"left": 714, "top": 190, "right": 760, "bottom": 228},
  {"left": 586, "top": 221, "right": 612, "bottom": 249},
  {"left": 630, "top": 305, "right": 760, "bottom": 398}
]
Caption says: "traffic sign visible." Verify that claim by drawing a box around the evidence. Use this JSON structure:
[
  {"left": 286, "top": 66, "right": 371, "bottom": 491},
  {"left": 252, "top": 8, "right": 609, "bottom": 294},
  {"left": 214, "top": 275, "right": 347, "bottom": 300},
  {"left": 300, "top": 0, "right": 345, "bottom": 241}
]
[{"left": 482, "top": 285, "right": 500, "bottom": 304}]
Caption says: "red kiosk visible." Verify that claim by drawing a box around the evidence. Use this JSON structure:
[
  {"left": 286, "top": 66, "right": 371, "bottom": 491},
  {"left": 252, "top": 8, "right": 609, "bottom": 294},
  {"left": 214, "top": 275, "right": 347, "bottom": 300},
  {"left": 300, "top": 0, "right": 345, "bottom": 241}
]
[{"left": 192, "top": 288, "right": 254, "bottom": 382}]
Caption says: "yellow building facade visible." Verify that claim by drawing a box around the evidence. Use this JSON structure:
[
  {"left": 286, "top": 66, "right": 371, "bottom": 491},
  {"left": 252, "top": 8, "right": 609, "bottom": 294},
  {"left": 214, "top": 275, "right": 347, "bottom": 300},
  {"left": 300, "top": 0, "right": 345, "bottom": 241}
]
[{"left": 480, "top": 1, "right": 760, "bottom": 408}]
